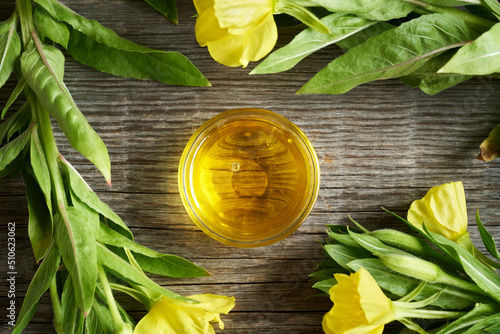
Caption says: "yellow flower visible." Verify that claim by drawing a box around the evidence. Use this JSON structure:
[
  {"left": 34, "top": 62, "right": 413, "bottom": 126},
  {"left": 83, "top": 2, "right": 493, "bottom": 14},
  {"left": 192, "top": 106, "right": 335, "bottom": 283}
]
[
  {"left": 194, "top": 0, "right": 278, "bottom": 67},
  {"left": 322, "top": 268, "right": 395, "bottom": 334},
  {"left": 134, "top": 294, "right": 235, "bottom": 334},
  {"left": 407, "top": 181, "right": 467, "bottom": 241}
]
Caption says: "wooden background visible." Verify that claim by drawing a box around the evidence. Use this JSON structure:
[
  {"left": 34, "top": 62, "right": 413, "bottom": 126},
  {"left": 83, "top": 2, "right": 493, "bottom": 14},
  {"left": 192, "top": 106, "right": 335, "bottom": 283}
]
[{"left": 1, "top": 1, "right": 500, "bottom": 333}]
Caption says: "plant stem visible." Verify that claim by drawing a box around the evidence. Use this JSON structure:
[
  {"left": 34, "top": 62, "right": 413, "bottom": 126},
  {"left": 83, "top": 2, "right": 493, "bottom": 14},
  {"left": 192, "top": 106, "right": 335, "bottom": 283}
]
[
  {"left": 33, "top": 98, "right": 68, "bottom": 208},
  {"left": 394, "top": 304, "right": 465, "bottom": 319},
  {"left": 97, "top": 264, "right": 129, "bottom": 333},
  {"left": 49, "top": 278, "right": 64, "bottom": 334},
  {"left": 405, "top": 0, "right": 496, "bottom": 29},
  {"left": 15, "top": 0, "right": 35, "bottom": 48}
]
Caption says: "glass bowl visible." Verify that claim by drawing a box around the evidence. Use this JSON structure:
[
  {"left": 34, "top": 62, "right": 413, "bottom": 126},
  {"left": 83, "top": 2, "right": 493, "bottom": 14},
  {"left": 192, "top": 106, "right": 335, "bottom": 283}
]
[{"left": 178, "top": 108, "right": 320, "bottom": 248}]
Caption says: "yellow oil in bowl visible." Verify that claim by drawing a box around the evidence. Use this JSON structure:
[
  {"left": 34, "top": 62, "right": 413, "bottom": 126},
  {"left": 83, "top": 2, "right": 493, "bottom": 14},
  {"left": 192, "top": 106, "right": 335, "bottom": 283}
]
[{"left": 178, "top": 108, "right": 320, "bottom": 247}]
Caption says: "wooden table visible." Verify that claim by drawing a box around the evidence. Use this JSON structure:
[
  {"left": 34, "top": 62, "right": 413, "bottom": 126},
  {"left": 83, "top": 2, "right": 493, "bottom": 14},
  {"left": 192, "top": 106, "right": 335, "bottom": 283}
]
[{"left": 1, "top": 1, "right": 500, "bottom": 333}]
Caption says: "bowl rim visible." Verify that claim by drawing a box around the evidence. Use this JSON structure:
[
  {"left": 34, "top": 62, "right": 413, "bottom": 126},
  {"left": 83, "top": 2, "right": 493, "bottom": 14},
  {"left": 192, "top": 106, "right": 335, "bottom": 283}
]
[{"left": 178, "top": 108, "right": 321, "bottom": 248}]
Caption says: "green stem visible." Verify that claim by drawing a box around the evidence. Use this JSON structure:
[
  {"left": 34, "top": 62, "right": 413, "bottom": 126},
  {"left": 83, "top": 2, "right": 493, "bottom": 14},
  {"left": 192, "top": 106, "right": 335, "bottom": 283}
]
[
  {"left": 405, "top": 0, "right": 495, "bottom": 29},
  {"left": 15, "top": 0, "right": 35, "bottom": 48},
  {"left": 275, "top": 0, "right": 331, "bottom": 34},
  {"left": 394, "top": 304, "right": 465, "bottom": 319},
  {"left": 97, "top": 264, "right": 128, "bottom": 333},
  {"left": 437, "top": 269, "right": 490, "bottom": 297},
  {"left": 49, "top": 279, "right": 64, "bottom": 334},
  {"left": 33, "top": 98, "right": 68, "bottom": 208}
]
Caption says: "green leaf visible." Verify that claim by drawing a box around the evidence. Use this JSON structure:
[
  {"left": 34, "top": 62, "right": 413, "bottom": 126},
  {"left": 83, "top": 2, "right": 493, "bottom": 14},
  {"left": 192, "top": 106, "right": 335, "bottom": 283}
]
[
  {"left": 475, "top": 211, "right": 500, "bottom": 261},
  {"left": 144, "top": 0, "right": 178, "bottom": 24},
  {"left": 97, "top": 224, "right": 209, "bottom": 278},
  {"left": 33, "top": 0, "right": 210, "bottom": 87},
  {"left": 348, "top": 258, "right": 477, "bottom": 309},
  {"left": 30, "top": 126, "right": 52, "bottom": 214},
  {"left": 0, "top": 25, "right": 21, "bottom": 89},
  {"left": 0, "top": 102, "right": 31, "bottom": 145},
  {"left": 96, "top": 243, "right": 196, "bottom": 303},
  {"left": 312, "top": 277, "right": 338, "bottom": 294},
  {"left": 309, "top": 268, "right": 338, "bottom": 281},
  {"left": 62, "top": 278, "right": 85, "bottom": 334},
  {"left": 22, "top": 166, "right": 53, "bottom": 262},
  {"left": 0, "top": 126, "right": 31, "bottom": 172},
  {"left": 335, "top": 22, "right": 394, "bottom": 50},
  {"left": 425, "top": 228, "right": 500, "bottom": 303},
  {"left": 309, "top": 0, "right": 414, "bottom": 21},
  {"left": 2, "top": 78, "right": 26, "bottom": 119},
  {"left": 348, "top": 230, "right": 408, "bottom": 256},
  {"left": 252, "top": 13, "right": 377, "bottom": 74},
  {"left": 85, "top": 301, "right": 114, "bottom": 334},
  {"left": 13, "top": 243, "right": 60, "bottom": 334},
  {"left": 323, "top": 244, "right": 373, "bottom": 270},
  {"left": 298, "top": 14, "right": 479, "bottom": 95},
  {"left": 439, "top": 23, "right": 500, "bottom": 75},
  {"left": 54, "top": 206, "right": 97, "bottom": 315},
  {"left": 435, "top": 303, "right": 497, "bottom": 334},
  {"left": 400, "top": 50, "right": 473, "bottom": 95},
  {"left": 0, "top": 13, "right": 17, "bottom": 36},
  {"left": 480, "top": 0, "right": 500, "bottom": 19},
  {"left": 59, "top": 157, "right": 133, "bottom": 239},
  {"left": 21, "top": 39, "right": 111, "bottom": 183},
  {"left": 463, "top": 313, "right": 500, "bottom": 333},
  {"left": 34, "top": 6, "right": 70, "bottom": 48}
]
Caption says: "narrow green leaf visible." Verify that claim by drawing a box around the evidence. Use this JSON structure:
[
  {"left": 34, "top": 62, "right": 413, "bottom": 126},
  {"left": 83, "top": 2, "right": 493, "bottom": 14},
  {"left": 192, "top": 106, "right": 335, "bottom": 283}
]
[
  {"left": 463, "top": 313, "right": 500, "bottom": 333},
  {"left": 252, "top": 13, "right": 377, "bottom": 74},
  {"left": 97, "top": 224, "right": 209, "bottom": 278},
  {"left": 0, "top": 12, "right": 17, "bottom": 36},
  {"left": 348, "top": 230, "right": 408, "bottom": 256},
  {"left": 13, "top": 243, "right": 60, "bottom": 334},
  {"left": 334, "top": 22, "right": 394, "bottom": 50},
  {"left": 34, "top": 6, "right": 70, "bottom": 48},
  {"left": 312, "top": 277, "right": 338, "bottom": 294},
  {"left": 298, "top": 14, "right": 479, "bottom": 95},
  {"left": 22, "top": 166, "right": 53, "bottom": 262},
  {"left": 59, "top": 157, "right": 133, "bottom": 239},
  {"left": 0, "top": 125, "right": 31, "bottom": 172},
  {"left": 400, "top": 50, "right": 473, "bottom": 95},
  {"left": 1, "top": 78, "right": 26, "bottom": 119},
  {"left": 54, "top": 206, "right": 97, "bottom": 315},
  {"left": 435, "top": 303, "right": 497, "bottom": 334},
  {"left": 96, "top": 243, "right": 196, "bottom": 303},
  {"left": 475, "top": 211, "right": 500, "bottom": 261},
  {"left": 30, "top": 126, "right": 52, "bottom": 213},
  {"left": 425, "top": 228, "right": 500, "bottom": 303},
  {"left": 327, "top": 229, "right": 359, "bottom": 247},
  {"left": 309, "top": 0, "right": 414, "bottom": 21},
  {"left": 309, "top": 268, "right": 338, "bottom": 281},
  {"left": 0, "top": 102, "right": 31, "bottom": 145},
  {"left": 21, "top": 38, "right": 111, "bottom": 183},
  {"left": 0, "top": 25, "right": 21, "bottom": 89},
  {"left": 33, "top": 0, "right": 209, "bottom": 87},
  {"left": 62, "top": 278, "right": 85, "bottom": 334},
  {"left": 85, "top": 301, "right": 114, "bottom": 334},
  {"left": 323, "top": 244, "right": 373, "bottom": 270},
  {"left": 480, "top": 0, "right": 500, "bottom": 19},
  {"left": 144, "top": 0, "right": 178, "bottom": 24},
  {"left": 348, "top": 258, "right": 477, "bottom": 309},
  {"left": 70, "top": 190, "right": 100, "bottom": 235},
  {"left": 439, "top": 23, "right": 500, "bottom": 75}
]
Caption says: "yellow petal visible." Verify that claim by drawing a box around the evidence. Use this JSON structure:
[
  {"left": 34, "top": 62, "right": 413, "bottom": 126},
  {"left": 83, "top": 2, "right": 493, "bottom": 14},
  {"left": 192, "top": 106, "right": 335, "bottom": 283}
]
[
  {"left": 407, "top": 181, "right": 467, "bottom": 241},
  {"left": 214, "top": 0, "right": 274, "bottom": 34},
  {"left": 195, "top": 6, "right": 228, "bottom": 47},
  {"left": 205, "top": 13, "right": 277, "bottom": 67},
  {"left": 187, "top": 294, "right": 236, "bottom": 315},
  {"left": 193, "top": 0, "right": 214, "bottom": 15},
  {"left": 323, "top": 268, "right": 394, "bottom": 334}
]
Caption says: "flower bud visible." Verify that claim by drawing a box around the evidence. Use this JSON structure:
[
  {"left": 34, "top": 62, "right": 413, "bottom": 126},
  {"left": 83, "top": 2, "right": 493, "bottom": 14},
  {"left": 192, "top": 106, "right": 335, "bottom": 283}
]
[{"left": 379, "top": 253, "right": 441, "bottom": 283}]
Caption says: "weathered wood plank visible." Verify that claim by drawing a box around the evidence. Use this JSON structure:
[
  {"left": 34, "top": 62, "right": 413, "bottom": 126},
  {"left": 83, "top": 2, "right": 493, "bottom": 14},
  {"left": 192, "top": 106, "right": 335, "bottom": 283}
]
[{"left": 1, "top": 0, "right": 500, "bottom": 333}]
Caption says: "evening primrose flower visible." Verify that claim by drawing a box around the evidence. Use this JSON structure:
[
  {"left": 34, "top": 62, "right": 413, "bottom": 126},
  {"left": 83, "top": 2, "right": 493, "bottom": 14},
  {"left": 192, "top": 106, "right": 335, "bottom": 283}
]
[
  {"left": 134, "top": 294, "right": 235, "bottom": 334},
  {"left": 322, "top": 268, "right": 465, "bottom": 334},
  {"left": 407, "top": 181, "right": 467, "bottom": 242},
  {"left": 323, "top": 268, "right": 395, "bottom": 334},
  {"left": 194, "top": 0, "right": 329, "bottom": 68},
  {"left": 194, "top": 0, "right": 278, "bottom": 67}
]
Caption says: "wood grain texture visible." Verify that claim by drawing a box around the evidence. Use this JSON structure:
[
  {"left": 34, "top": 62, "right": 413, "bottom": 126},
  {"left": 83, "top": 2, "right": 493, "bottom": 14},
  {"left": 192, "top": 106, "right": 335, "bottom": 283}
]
[{"left": 1, "top": 0, "right": 500, "bottom": 333}]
